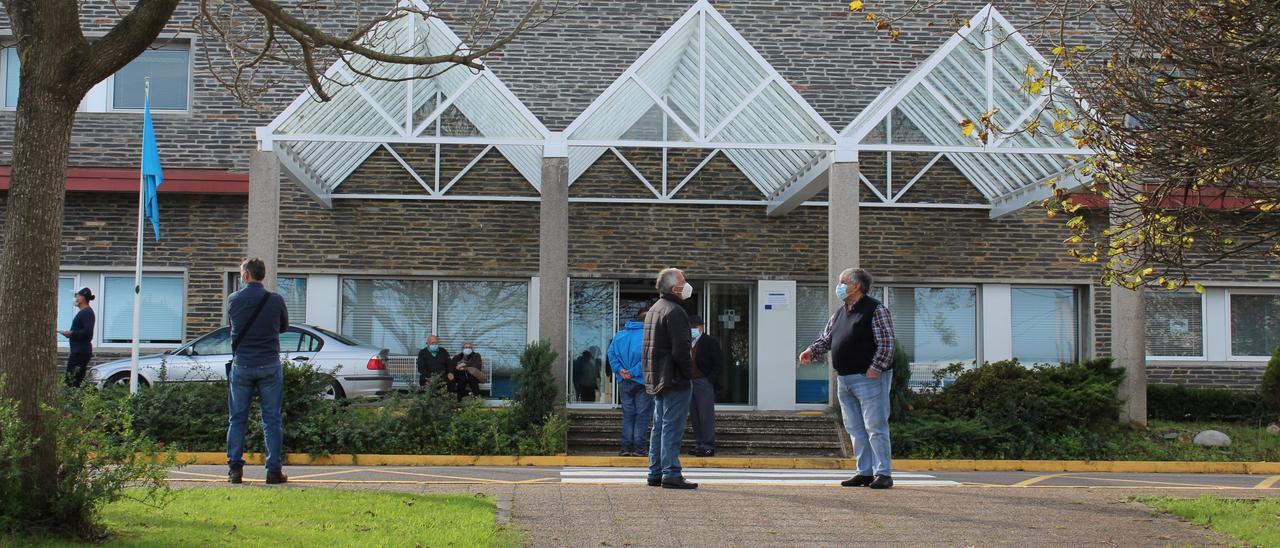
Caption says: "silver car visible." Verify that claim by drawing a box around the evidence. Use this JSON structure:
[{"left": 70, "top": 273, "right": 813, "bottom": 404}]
[{"left": 87, "top": 324, "right": 393, "bottom": 399}]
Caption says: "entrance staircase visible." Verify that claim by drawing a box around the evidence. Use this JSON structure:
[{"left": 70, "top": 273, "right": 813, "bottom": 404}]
[{"left": 567, "top": 409, "right": 845, "bottom": 457}]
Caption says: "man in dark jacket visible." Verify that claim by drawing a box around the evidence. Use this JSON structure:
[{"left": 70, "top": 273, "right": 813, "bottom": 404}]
[
  {"left": 226, "top": 257, "right": 290, "bottom": 485},
  {"left": 688, "top": 315, "right": 723, "bottom": 457},
  {"left": 416, "top": 334, "right": 451, "bottom": 390},
  {"left": 448, "top": 341, "right": 483, "bottom": 401},
  {"left": 643, "top": 268, "right": 698, "bottom": 489}
]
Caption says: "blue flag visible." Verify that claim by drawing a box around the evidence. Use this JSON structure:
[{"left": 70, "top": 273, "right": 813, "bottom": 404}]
[{"left": 141, "top": 93, "right": 163, "bottom": 241}]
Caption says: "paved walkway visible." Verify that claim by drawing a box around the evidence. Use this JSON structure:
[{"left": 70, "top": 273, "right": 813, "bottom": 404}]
[{"left": 166, "top": 465, "right": 1280, "bottom": 546}]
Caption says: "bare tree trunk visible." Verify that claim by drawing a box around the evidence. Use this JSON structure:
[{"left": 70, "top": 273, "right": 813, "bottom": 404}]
[{"left": 0, "top": 77, "right": 80, "bottom": 521}]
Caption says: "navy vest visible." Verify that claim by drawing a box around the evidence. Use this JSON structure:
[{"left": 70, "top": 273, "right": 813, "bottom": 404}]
[{"left": 830, "top": 296, "right": 884, "bottom": 375}]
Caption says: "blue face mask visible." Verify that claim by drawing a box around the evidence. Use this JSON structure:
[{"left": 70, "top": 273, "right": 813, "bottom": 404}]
[
  {"left": 835, "top": 283, "right": 849, "bottom": 301},
  {"left": 691, "top": 328, "right": 701, "bottom": 339},
  {"left": 427, "top": 344, "right": 439, "bottom": 353}
]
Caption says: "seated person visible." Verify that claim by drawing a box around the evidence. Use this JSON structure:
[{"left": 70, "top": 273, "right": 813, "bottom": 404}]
[{"left": 448, "top": 342, "right": 484, "bottom": 400}]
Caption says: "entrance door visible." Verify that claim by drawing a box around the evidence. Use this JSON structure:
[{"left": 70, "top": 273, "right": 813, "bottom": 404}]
[
  {"left": 706, "top": 282, "right": 754, "bottom": 405},
  {"left": 569, "top": 280, "right": 617, "bottom": 405}
]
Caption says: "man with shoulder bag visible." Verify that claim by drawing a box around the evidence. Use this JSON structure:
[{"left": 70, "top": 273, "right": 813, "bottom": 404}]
[{"left": 225, "top": 257, "right": 290, "bottom": 485}]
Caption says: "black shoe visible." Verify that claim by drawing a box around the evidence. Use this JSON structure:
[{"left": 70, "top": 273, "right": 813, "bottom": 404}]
[
  {"left": 228, "top": 463, "right": 243, "bottom": 484},
  {"left": 840, "top": 475, "right": 874, "bottom": 487},
  {"left": 647, "top": 477, "right": 662, "bottom": 487},
  {"left": 265, "top": 470, "right": 289, "bottom": 485},
  {"left": 661, "top": 477, "right": 699, "bottom": 490},
  {"left": 868, "top": 475, "right": 893, "bottom": 489},
  {"left": 686, "top": 448, "right": 699, "bottom": 456},
  {"left": 619, "top": 449, "right": 632, "bottom": 457},
  {"left": 700, "top": 449, "right": 715, "bottom": 457}
]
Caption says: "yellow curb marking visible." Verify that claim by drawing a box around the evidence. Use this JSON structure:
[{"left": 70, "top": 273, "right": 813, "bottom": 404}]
[
  {"left": 1069, "top": 476, "right": 1229, "bottom": 489},
  {"left": 368, "top": 468, "right": 510, "bottom": 484},
  {"left": 288, "top": 469, "right": 366, "bottom": 480},
  {"left": 1010, "top": 474, "right": 1070, "bottom": 487},
  {"left": 1253, "top": 475, "right": 1280, "bottom": 489},
  {"left": 515, "top": 477, "right": 560, "bottom": 484},
  {"left": 168, "top": 470, "right": 228, "bottom": 480}
]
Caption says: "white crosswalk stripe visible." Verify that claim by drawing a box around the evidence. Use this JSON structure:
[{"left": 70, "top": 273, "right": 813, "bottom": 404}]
[{"left": 560, "top": 467, "right": 960, "bottom": 486}]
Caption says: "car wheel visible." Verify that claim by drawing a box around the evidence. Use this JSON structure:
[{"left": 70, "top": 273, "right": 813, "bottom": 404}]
[
  {"left": 323, "top": 380, "right": 346, "bottom": 400},
  {"left": 107, "top": 372, "right": 149, "bottom": 389}
]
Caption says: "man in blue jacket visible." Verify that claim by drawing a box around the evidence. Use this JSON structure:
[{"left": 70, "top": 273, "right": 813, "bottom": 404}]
[
  {"left": 226, "top": 257, "right": 290, "bottom": 485},
  {"left": 609, "top": 307, "right": 651, "bottom": 456}
]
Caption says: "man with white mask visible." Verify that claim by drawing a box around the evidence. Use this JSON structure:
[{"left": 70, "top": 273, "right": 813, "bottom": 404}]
[{"left": 642, "top": 267, "right": 698, "bottom": 489}]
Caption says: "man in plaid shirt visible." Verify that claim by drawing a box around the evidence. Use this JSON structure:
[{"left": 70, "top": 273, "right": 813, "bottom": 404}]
[{"left": 800, "top": 268, "right": 896, "bottom": 489}]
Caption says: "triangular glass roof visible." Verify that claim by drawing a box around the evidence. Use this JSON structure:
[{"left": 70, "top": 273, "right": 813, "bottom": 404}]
[
  {"left": 259, "top": 0, "right": 548, "bottom": 205},
  {"left": 563, "top": 0, "right": 838, "bottom": 199},
  {"left": 767, "top": 4, "right": 1093, "bottom": 217}
]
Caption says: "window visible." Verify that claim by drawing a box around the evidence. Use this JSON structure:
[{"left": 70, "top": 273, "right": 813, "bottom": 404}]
[
  {"left": 112, "top": 45, "right": 190, "bottom": 110},
  {"left": 569, "top": 280, "right": 616, "bottom": 404},
  {"left": 57, "top": 276, "right": 76, "bottom": 334},
  {"left": 1011, "top": 287, "right": 1079, "bottom": 365},
  {"left": 887, "top": 287, "right": 978, "bottom": 388},
  {"left": 3, "top": 41, "right": 190, "bottom": 111},
  {"left": 795, "top": 284, "right": 830, "bottom": 404},
  {"left": 437, "top": 280, "right": 529, "bottom": 398},
  {"left": 232, "top": 275, "right": 307, "bottom": 324},
  {"left": 340, "top": 278, "right": 433, "bottom": 356},
  {"left": 279, "top": 329, "right": 322, "bottom": 353},
  {"left": 1230, "top": 293, "right": 1280, "bottom": 358},
  {"left": 191, "top": 328, "right": 231, "bottom": 356},
  {"left": 1145, "top": 291, "right": 1203, "bottom": 358},
  {"left": 3, "top": 48, "right": 17, "bottom": 108},
  {"left": 101, "top": 275, "right": 184, "bottom": 344}
]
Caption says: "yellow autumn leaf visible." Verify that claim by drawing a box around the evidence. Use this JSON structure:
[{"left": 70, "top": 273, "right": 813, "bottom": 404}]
[
  {"left": 1052, "top": 120, "right": 1065, "bottom": 133},
  {"left": 960, "top": 120, "right": 976, "bottom": 137},
  {"left": 1052, "top": 46, "right": 1066, "bottom": 56},
  {"left": 1194, "top": 283, "right": 1206, "bottom": 294},
  {"left": 1028, "top": 80, "right": 1044, "bottom": 94},
  {"left": 848, "top": 0, "right": 864, "bottom": 11}
]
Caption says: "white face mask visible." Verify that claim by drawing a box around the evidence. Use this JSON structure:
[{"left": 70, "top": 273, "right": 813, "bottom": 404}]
[
  {"left": 679, "top": 282, "right": 694, "bottom": 300},
  {"left": 462, "top": 348, "right": 473, "bottom": 356},
  {"left": 691, "top": 328, "right": 701, "bottom": 339}
]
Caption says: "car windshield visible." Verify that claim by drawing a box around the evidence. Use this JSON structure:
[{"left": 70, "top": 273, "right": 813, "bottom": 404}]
[{"left": 311, "top": 326, "right": 362, "bottom": 347}]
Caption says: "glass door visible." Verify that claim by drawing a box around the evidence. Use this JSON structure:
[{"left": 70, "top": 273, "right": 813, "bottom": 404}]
[
  {"left": 706, "top": 282, "right": 754, "bottom": 406},
  {"left": 569, "top": 280, "right": 617, "bottom": 405}
]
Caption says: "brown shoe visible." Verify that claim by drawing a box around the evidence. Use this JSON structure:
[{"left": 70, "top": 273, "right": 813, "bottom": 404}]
[
  {"left": 868, "top": 475, "right": 894, "bottom": 489},
  {"left": 266, "top": 470, "right": 288, "bottom": 485},
  {"left": 228, "top": 463, "right": 243, "bottom": 484}
]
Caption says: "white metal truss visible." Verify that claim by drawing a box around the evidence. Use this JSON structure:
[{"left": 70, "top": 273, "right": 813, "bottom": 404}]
[
  {"left": 257, "top": 0, "right": 549, "bottom": 207},
  {"left": 562, "top": 0, "right": 837, "bottom": 200},
  {"left": 766, "top": 4, "right": 1093, "bottom": 218}
]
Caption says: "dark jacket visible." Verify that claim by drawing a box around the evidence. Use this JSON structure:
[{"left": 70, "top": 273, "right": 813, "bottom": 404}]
[
  {"left": 830, "top": 296, "right": 882, "bottom": 376},
  {"left": 227, "top": 282, "right": 288, "bottom": 367},
  {"left": 643, "top": 293, "right": 694, "bottom": 396},
  {"left": 67, "top": 306, "right": 95, "bottom": 356},
  {"left": 451, "top": 352, "right": 484, "bottom": 381},
  {"left": 692, "top": 333, "right": 724, "bottom": 387},
  {"left": 416, "top": 346, "right": 452, "bottom": 385}
]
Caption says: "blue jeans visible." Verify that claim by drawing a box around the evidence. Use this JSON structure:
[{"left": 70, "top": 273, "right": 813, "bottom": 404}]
[
  {"left": 227, "top": 363, "right": 285, "bottom": 471},
  {"left": 648, "top": 385, "right": 692, "bottom": 481},
  {"left": 619, "top": 380, "right": 654, "bottom": 452},
  {"left": 837, "top": 370, "right": 893, "bottom": 477}
]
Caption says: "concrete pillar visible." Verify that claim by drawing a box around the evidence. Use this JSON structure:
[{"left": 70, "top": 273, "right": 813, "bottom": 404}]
[
  {"left": 540, "top": 135, "right": 570, "bottom": 404},
  {"left": 248, "top": 150, "right": 280, "bottom": 291},
  {"left": 1111, "top": 190, "right": 1147, "bottom": 425},
  {"left": 827, "top": 158, "right": 860, "bottom": 404}
]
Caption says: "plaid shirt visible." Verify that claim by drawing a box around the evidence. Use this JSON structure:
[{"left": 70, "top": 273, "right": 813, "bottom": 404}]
[{"left": 806, "top": 298, "right": 896, "bottom": 372}]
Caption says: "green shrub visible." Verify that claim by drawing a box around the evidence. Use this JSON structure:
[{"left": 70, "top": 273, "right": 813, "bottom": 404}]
[
  {"left": 512, "top": 340, "right": 559, "bottom": 432},
  {"left": 893, "top": 358, "right": 1127, "bottom": 459},
  {"left": 1147, "top": 384, "right": 1274, "bottom": 423},
  {"left": 889, "top": 344, "right": 912, "bottom": 419},
  {"left": 1, "top": 379, "right": 174, "bottom": 539},
  {"left": 1263, "top": 345, "right": 1280, "bottom": 410}
]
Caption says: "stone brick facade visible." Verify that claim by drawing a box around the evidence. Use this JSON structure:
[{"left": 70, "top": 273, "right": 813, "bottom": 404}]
[
  {"left": 1, "top": 1, "right": 1278, "bottom": 392},
  {"left": 1149, "top": 363, "right": 1266, "bottom": 393}
]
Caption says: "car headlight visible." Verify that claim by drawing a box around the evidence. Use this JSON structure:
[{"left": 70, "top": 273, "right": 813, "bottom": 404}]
[{"left": 87, "top": 368, "right": 101, "bottom": 383}]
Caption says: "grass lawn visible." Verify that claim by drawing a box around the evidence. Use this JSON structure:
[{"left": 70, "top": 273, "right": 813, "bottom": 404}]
[
  {"left": 16, "top": 487, "right": 520, "bottom": 547},
  {"left": 1138, "top": 495, "right": 1280, "bottom": 546}
]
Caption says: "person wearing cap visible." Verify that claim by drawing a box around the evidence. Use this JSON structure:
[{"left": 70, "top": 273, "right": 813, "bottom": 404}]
[
  {"left": 609, "top": 307, "right": 650, "bottom": 456},
  {"left": 59, "top": 287, "right": 96, "bottom": 387},
  {"left": 643, "top": 267, "right": 698, "bottom": 490},
  {"left": 688, "top": 315, "right": 723, "bottom": 457}
]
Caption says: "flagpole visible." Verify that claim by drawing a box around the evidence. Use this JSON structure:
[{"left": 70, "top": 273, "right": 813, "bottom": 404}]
[{"left": 128, "top": 78, "right": 150, "bottom": 395}]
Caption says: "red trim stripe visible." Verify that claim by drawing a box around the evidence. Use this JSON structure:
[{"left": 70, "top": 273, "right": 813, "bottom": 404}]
[{"left": 0, "top": 166, "right": 248, "bottom": 194}]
